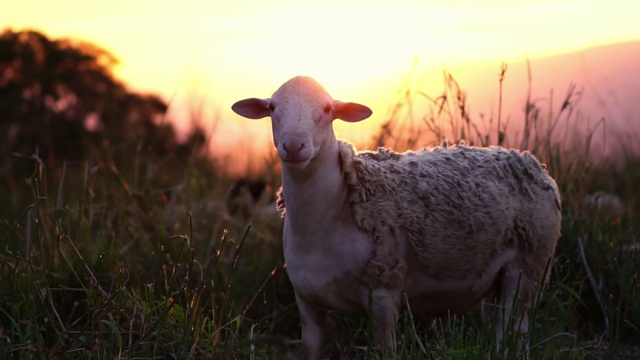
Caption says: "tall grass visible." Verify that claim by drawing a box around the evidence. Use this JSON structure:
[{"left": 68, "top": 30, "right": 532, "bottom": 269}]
[
  {"left": 367, "top": 66, "right": 639, "bottom": 359},
  {"left": 0, "top": 141, "right": 289, "bottom": 358},
  {"left": 1, "top": 67, "right": 639, "bottom": 359}
]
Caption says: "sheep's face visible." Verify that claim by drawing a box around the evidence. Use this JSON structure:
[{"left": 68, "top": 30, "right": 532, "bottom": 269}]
[{"left": 232, "top": 76, "right": 372, "bottom": 170}]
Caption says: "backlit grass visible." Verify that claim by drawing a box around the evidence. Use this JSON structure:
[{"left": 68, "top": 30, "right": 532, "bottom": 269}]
[{"left": 1, "top": 71, "right": 639, "bottom": 359}]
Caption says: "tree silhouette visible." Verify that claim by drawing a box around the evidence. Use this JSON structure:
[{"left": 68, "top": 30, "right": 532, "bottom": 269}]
[{"left": 0, "top": 29, "right": 207, "bottom": 185}]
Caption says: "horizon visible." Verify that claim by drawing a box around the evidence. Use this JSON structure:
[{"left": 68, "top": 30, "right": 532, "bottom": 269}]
[{"left": 3, "top": 0, "right": 640, "bottom": 173}]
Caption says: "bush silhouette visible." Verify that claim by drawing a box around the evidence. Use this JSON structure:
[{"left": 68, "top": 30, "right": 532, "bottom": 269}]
[{"left": 0, "top": 29, "right": 208, "bottom": 187}]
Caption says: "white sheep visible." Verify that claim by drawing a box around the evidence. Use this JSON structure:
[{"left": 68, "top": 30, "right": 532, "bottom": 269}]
[{"left": 232, "top": 76, "right": 562, "bottom": 359}]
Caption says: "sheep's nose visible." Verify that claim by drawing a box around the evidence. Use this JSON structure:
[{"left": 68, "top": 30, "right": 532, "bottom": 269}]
[{"left": 283, "top": 141, "right": 304, "bottom": 159}]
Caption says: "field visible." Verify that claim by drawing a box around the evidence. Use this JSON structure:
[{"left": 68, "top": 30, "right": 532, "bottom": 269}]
[{"left": 1, "top": 71, "right": 639, "bottom": 359}]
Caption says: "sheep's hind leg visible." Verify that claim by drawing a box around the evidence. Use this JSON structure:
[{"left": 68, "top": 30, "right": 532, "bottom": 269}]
[
  {"left": 295, "top": 293, "right": 326, "bottom": 360},
  {"left": 481, "top": 285, "right": 499, "bottom": 328},
  {"left": 368, "top": 287, "right": 401, "bottom": 358},
  {"left": 493, "top": 264, "right": 530, "bottom": 359}
]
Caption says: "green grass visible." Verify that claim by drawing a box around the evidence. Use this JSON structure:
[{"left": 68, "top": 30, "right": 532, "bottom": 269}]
[{"left": 1, "top": 72, "right": 639, "bottom": 359}]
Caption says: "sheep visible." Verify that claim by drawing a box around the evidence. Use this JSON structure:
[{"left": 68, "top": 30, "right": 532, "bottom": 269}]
[
  {"left": 232, "top": 76, "right": 562, "bottom": 359},
  {"left": 583, "top": 191, "right": 626, "bottom": 222}
]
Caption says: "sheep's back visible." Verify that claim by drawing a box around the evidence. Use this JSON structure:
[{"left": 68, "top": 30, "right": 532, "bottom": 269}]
[{"left": 343, "top": 141, "right": 561, "bottom": 283}]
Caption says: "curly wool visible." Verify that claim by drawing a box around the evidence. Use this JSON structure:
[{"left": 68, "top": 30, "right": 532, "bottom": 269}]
[{"left": 279, "top": 140, "right": 561, "bottom": 289}]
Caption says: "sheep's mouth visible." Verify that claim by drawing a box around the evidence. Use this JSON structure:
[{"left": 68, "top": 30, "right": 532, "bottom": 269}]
[
  {"left": 281, "top": 157, "right": 311, "bottom": 168},
  {"left": 280, "top": 151, "right": 312, "bottom": 165}
]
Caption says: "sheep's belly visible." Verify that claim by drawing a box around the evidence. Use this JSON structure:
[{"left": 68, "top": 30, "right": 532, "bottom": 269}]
[
  {"left": 403, "top": 248, "right": 518, "bottom": 316},
  {"left": 405, "top": 284, "right": 488, "bottom": 316}
]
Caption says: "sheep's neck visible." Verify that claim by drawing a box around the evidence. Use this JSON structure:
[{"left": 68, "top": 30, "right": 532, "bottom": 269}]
[{"left": 281, "top": 138, "right": 350, "bottom": 231}]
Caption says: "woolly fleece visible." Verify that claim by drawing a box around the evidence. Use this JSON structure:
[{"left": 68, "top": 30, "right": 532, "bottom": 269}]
[{"left": 277, "top": 140, "right": 561, "bottom": 290}]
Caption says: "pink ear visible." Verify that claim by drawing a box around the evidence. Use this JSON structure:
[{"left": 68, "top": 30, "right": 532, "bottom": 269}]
[
  {"left": 334, "top": 101, "right": 372, "bottom": 122},
  {"left": 232, "top": 98, "right": 271, "bottom": 119}
]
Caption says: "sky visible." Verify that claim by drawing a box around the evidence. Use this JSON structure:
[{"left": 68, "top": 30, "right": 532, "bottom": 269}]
[{"left": 3, "top": 0, "right": 640, "bottom": 168}]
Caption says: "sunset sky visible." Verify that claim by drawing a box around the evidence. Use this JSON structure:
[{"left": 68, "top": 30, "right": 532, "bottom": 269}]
[{"left": 3, "top": 0, "right": 640, "bottom": 165}]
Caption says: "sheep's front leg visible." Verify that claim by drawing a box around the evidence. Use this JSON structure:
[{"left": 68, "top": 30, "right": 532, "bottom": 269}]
[
  {"left": 368, "top": 287, "right": 401, "bottom": 358},
  {"left": 295, "top": 293, "right": 326, "bottom": 360}
]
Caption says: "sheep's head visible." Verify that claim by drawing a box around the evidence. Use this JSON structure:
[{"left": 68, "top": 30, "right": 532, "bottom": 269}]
[{"left": 232, "top": 76, "right": 372, "bottom": 170}]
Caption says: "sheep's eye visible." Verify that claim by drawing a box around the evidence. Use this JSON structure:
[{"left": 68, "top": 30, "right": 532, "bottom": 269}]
[
  {"left": 323, "top": 104, "right": 332, "bottom": 114},
  {"left": 268, "top": 103, "right": 275, "bottom": 112}
]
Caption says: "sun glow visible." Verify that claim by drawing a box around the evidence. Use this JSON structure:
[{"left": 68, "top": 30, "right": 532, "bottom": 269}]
[
  {"left": 3, "top": 0, "right": 640, "bottom": 172},
  {"left": 5, "top": 0, "right": 639, "bottom": 102},
  {"left": 221, "top": 6, "right": 445, "bottom": 87},
  {"left": 4, "top": 0, "right": 639, "bottom": 90}
]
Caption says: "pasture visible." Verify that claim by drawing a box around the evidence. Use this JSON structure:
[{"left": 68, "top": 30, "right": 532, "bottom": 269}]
[{"left": 1, "top": 71, "right": 639, "bottom": 359}]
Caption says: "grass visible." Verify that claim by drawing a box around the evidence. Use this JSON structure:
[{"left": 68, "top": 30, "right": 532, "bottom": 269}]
[{"left": 1, "top": 69, "right": 639, "bottom": 359}]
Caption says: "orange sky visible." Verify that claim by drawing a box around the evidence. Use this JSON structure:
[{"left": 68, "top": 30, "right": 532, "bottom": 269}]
[{"left": 3, "top": 0, "right": 640, "bottom": 170}]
